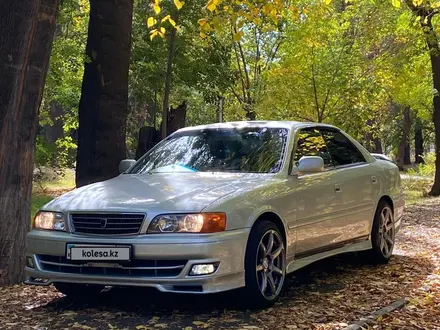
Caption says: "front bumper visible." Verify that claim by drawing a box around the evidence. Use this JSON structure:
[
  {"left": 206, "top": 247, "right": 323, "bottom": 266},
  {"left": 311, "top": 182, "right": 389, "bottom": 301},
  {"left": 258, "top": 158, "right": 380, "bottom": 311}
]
[{"left": 25, "top": 228, "right": 249, "bottom": 294}]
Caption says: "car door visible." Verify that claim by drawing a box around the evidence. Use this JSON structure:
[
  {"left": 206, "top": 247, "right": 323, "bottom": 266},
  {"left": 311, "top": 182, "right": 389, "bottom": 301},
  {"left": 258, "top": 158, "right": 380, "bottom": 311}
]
[
  {"left": 318, "top": 128, "right": 376, "bottom": 242},
  {"left": 290, "top": 127, "right": 344, "bottom": 258}
]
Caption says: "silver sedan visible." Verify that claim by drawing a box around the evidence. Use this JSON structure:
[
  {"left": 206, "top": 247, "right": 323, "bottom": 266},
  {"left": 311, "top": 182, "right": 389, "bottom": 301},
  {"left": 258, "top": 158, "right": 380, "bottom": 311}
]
[{"left": 26, "top": 121, "right": 404, "bottom": 307}]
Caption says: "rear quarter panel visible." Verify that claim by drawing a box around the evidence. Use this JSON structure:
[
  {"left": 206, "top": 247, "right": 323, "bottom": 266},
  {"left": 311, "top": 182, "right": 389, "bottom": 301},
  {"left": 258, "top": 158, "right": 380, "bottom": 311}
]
[{"left": 371, "top": 160, "right": 404, "bottom": 227}]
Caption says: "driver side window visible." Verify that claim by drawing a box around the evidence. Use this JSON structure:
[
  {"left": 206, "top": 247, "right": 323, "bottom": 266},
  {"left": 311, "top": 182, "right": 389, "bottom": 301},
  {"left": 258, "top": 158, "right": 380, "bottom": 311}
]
[{"left": 294, "top": 128, "right": 331, "bottom": 167}]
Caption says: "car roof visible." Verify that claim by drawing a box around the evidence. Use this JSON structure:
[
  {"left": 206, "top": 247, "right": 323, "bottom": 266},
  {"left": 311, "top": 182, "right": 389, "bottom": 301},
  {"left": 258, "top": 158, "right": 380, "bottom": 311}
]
[{"left": 177, "top": 121, "right": 338, "bottom": 132}]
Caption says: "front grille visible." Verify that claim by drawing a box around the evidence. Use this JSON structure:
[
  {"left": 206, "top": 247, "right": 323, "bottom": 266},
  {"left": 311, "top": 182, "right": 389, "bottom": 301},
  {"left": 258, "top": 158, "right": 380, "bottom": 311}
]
[
  {"left": 37, "top": 255, "right": 186, "bottom": 278},
  {"left": 71, "top": 213, "right": 145, "bottom": 235}
]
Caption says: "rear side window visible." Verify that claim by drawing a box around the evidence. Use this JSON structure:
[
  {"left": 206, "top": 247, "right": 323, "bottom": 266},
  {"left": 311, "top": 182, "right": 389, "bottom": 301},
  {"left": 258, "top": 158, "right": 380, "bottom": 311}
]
[
  {"left": 319, "top": 129, "right": 366, "bottom": 166},
  {"left": 294, "top": 128, "right": 332, "bottom": 167}
]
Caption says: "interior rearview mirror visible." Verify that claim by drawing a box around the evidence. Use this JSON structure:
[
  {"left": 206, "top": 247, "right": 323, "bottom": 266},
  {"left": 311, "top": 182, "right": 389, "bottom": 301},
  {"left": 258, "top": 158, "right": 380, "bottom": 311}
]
[
  {"left": 119, "top": 159, "right": 136, "bottom": 174},
  {"left": 297, "top": 156, "right": 324, "bottom": 173}
]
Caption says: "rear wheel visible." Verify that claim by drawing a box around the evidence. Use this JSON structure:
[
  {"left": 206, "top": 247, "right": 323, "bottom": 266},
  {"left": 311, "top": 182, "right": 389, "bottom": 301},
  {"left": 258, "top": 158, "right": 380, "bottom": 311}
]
[
  {"left": 54, "top": 282, "right": 104, "bottom": 298},
  {"left": 366, "top": 201, "right": 395, "bottom": 264},
  {"left": 243, "top": 220, "right": 286, "bottom": 308}
]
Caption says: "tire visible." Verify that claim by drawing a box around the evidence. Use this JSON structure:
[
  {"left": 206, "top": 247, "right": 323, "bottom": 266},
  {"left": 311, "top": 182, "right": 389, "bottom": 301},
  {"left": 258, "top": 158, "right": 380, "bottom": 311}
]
[
  {"left": 54, "top": 282, "right": 104, "bottom": 298},
  {"left": 242, "top": 220, "right": 286, "bottom": 308},
  {"left": 366, "top": 200, "right": 396, "bottom": 264}
]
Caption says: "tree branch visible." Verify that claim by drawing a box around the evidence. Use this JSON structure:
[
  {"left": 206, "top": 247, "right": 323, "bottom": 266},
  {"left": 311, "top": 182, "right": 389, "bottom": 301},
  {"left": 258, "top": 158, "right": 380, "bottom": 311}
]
[
  {"left": 234, "top": 24, "right": 252, "bottom": 103},
  {"left": 230, "top": 24, "right": 247, "bottom": 103}
]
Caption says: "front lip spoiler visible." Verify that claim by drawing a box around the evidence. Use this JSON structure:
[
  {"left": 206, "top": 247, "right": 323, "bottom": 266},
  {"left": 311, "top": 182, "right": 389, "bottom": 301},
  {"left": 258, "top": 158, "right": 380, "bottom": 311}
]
[{"left": 24, "top": 267, "right": 245, "bottom": 294}]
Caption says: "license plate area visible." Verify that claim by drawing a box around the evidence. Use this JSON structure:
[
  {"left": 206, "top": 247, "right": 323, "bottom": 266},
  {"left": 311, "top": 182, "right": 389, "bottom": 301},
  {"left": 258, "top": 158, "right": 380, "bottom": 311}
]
[{"left": 66, "top": 244, "right": 131, "bottom": 261}]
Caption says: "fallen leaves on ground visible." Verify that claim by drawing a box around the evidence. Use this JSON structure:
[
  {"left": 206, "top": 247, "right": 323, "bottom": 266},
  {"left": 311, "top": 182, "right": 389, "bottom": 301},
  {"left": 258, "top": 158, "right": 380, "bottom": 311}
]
[{"left": 1, "top": 198, "right": 440, "bottom": 330}]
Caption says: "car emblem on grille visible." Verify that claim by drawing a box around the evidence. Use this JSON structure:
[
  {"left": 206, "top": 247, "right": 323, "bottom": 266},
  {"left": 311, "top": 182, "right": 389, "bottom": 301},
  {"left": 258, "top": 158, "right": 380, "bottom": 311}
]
[{"left": 100, "top": 218, "right": 108, "bottom": 228}]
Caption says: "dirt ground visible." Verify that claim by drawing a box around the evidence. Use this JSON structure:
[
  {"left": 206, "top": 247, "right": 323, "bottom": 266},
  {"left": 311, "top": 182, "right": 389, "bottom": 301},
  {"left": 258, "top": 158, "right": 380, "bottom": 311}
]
[{"left": 1, "top": 199, "right": 439, "bottom": 330}]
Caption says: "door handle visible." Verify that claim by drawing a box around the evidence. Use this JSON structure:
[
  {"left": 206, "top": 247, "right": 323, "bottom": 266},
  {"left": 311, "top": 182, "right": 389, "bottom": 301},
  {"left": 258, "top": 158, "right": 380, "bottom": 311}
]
[
  {"left": 334, "top": 184, "right": 342, "bottom": 193},
  {"left": 371, "top": 176, "right": 378, "bottom": 184}
]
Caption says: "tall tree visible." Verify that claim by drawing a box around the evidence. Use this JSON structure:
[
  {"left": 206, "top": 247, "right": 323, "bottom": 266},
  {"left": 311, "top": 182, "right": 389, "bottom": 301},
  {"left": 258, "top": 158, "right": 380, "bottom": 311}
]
[
  {"left": 0, "top": 0, "right": 59, "bottom": 285},
  {"left": 162, "top": 22, "right": 178, "bottom": 138},
  {"left": 405, "top": 0, "right": 440, "bottom": 195},
  {"left": 414, "top": 118, "right": 424, "bottom": 164},
  {"left": 75, "top": 0, "right": 133, "bottom": 187},
  {"left": 396, "top": 106, "right": 412, "bottom": 169}
]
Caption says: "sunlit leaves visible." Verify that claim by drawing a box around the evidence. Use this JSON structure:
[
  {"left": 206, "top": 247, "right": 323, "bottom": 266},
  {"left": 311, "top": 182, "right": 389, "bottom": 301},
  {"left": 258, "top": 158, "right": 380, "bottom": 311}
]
[
  {"left": 198, "top": 18, "right": 211, "bottom": 31},
  {"left": 161, "top": 15, "right": 176, "bottom": 26},
  {"left": 412, "top": 0, "right": 424, "bottom": 5},
  {"left": 147, "top": 17, "right": 157, "bottom": 28},
  {"left": 323, "top": 0, "right": 332, "bottom": 4},
  {"left": 146, "top": 0, "right": 186, "bottom": 39},
  {"left": 206, "top": 0, "right": 218, "bottom": 12},
  {"left": 173, "top": 0, "right": 184, "bottom": 10},
  {"left": 233, "top": 30, "right": 244, "bottom": 41},
  {"left": 153, "top": 2, "right": 161, "bottom": 14},
  {"left": 149, "top": 27, "right": 165, "bottom": 40},
  {"left": 147, "top": 0, "right": 287, "bottom": 38},
  {"left": 391, "top": 0, "right": 401, "bottom": 8}
]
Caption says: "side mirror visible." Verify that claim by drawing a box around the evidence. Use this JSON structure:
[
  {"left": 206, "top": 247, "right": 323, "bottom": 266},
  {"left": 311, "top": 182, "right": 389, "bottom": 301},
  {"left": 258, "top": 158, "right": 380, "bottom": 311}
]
[
  {"left": 119, "top": 159, "right": 136, "bottom": 174},
  {"left": 297, "top": 156, "right": 324, "bottom": 173}
]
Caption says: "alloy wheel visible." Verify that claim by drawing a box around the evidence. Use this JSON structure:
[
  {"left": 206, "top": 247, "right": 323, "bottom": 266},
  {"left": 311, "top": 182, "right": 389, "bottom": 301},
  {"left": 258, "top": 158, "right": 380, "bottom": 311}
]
[
  {"left": 378, "top": 206, "right": 395, "bottom": 258},
  {"left": 255, "top": 230, "right": 285, "bottom": 300}
]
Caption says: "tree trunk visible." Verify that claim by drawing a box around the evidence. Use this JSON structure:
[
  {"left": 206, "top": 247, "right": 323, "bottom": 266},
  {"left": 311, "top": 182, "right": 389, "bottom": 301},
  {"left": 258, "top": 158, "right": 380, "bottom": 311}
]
[
  {"left": 160, "top": 101, "right": 187, "bottom": 136},
  {"left": 162, "top": 26, "right": 177, "bottom": 139},
  {"left": 135, "top": 126, "right": 159, "bottom": 160},
  {"left": 396, "top": 106, "right": 411, "bottom": 170},
  {"left": 403, "top": 107, "right": 411, "bottom": 165},
  {"left": 0, "top": 0, "right": 59, "bottom": 285},
  {"left": 431, "top": 56, "right": 440, "bottom": 194},
  {"left": 244, "top": 103, "right": 256, "bottom": 121},
  {"left": 422, "top": 12, "right": 440, "bottom": 195},
  {"left": 44, "top": 102, "right": 64, "bottom": 144},
  {"left": 373, "top": 139, "right": 383, "bottom": 154},
  {"left": 406, "top": 2, "right": 440, "bottom": 194},
  {"left": 414, "top": 119, "right": 424, "bottom": 164},
  {"left": 218, "top": 95, "right": 224, "bottom": 123},
  {"left": 404, "top": 142, "right": 411, "bottom": 165},
  {"left": 76, "top": 0, "right": 133, "bottom": 187}
]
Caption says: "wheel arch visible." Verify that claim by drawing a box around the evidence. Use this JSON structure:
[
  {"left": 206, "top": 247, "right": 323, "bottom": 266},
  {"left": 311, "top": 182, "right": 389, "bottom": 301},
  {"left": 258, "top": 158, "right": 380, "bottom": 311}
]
[
  {"left": 251, "top": 211, "right": 287, "bottom": 248},
  {"left": 378, "top": 195, "right": 394, "bottom": 213},
  {"left": 369, "top": 195, "right": 395, "bottom": 234}
]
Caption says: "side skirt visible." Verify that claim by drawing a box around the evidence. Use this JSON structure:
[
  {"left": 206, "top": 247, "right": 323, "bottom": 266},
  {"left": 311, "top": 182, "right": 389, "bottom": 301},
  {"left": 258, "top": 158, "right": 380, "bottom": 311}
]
[{"left": 286, "top": 236, "right": 371, "bottom": 274}]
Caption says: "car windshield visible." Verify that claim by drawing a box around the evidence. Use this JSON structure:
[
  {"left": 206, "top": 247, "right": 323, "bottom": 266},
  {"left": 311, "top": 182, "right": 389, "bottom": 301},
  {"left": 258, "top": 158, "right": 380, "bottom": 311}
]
[{"left": 128, "top": 127, "right": 289, "bottom": 174}]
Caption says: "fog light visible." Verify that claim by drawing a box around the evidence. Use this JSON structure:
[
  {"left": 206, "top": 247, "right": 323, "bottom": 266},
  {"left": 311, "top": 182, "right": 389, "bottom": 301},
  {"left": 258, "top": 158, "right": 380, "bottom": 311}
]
[
  {"left": 33, "top": 278, "right": 49, "bottom": 284},
  {"left": 26, "top": 257, "right": 35, "bottom": 268},
  {"left": 189, "top": 263, "right": 218, "bottom": 276}
]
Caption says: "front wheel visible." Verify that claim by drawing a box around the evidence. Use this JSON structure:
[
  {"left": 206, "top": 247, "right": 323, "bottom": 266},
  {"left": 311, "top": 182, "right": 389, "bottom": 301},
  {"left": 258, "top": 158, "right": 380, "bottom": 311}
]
[
  {"left": 242, "top": 220, "right": 286, "bottom": 308},
  {"left": 366, "top": 201, "right": 396, "bottom": 264}
]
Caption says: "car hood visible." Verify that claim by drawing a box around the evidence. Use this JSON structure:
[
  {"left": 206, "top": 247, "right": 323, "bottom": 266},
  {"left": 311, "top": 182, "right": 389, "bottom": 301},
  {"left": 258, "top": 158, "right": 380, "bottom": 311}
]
[{"left": 43, "top": 172, "right": 269, "bottom": 213}]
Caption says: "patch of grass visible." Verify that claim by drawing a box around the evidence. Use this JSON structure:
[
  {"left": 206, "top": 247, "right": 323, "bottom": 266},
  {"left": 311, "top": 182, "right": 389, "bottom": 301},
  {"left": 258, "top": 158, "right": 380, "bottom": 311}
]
[
  {"left": 31, "top": 169, "right": 74, "bottom": 218},
  {"left": 406, "top": 152, "right": 435, "bottom": 177},
  {"left": 31, "top": 194, "right": 54, "bottom": 217},
  {"left": 401, "top": 176, "right": 432, "bottom": 205},
  {"left": 33, "top": 169, "right": 75, "bottom": 193}
]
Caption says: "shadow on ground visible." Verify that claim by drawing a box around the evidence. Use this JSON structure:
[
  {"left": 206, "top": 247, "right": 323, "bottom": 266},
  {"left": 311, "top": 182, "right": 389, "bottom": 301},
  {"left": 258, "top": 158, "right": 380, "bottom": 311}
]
[{"left": 22, "top": 252, "right": 433, "bottom": 330}]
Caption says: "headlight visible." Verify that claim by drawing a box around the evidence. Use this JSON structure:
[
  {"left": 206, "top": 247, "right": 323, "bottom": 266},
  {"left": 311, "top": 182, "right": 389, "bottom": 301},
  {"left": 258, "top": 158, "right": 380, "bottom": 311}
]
[
  {"left": 147, "top": 213, "right": 226, "bottom": 233},
  {"left": 33, "top": 211, "right": 65, "bottom": 231}
]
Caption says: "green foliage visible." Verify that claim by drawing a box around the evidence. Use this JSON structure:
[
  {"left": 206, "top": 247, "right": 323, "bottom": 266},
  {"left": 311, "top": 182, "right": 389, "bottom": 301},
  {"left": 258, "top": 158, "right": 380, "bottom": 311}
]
[
  {"left": 126, "top": 0, "right": 234, "bottom": 153},
  {"left": 38, "top": 0, "right": 438, "bottom": 177},
  {"left": 31, "top": 194, "right": 53, "bottom": 219},
  {"left": 37, "top": 0, "right": 88, "bottom": 169},
  {"left": 401, "top": 176, "right": 432, "bottom": 204},
  {"left": 408, "top": 152, "right": 436, "bottom": 177},
  {"left": 35, "top": 136, "right": 57, "bottom": 168}
]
